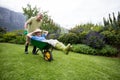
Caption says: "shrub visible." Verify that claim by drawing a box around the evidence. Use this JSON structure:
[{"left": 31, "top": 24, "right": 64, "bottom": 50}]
[
  {"left": 58, "top": 33, "right": 79, "bottom": 44},
  {"left": 15, "top": 36, "right": 26, "bottom": 44},
  {"left": 72, "top": 44, "right": 97, "bottom": 55},
  {"left": 3, "top": 32, "right": 16, "bottom": 42},
  {"left": 101, "top": 30, "right": 115, "bottom": 44},
  {"left": 72, "top": 44, "right": 118, "bottom": 57},
  {"left": 91, "top": 26, "right": 103, "bottom": 32},
  {"left": 78, "top": 31, "right": 88, "bottom": 43},
  {"left": 98, "top": 45, "right": 118, "bottom": 56},
  {"left": 116, "top": 34, "right": 120, "bottom": 45},
  {"left": 0, "top": 27, "right": 6, "bottom": 34},
  {"left": 83, "top": 31, "right": 105, "bottom": 49},
  {"left": 101, "top": 30, "right": 120, "bottom": 45},
  {"left": 0, "top": 34, "right": 4, "bottom": 42},
  {"left": 47, "top": 33, "right": 59, "bottom": 39},
  {"left": 1, "top": 30, "right": 26, "bottom": 44}
]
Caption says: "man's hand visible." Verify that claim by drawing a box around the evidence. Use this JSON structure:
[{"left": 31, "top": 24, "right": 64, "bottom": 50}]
[{"left": 24, "top": 29, "right": 28, "bottom": 35}]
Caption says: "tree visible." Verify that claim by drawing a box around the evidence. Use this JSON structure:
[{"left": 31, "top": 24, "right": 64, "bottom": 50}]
[
  {"left": 0, "top": 27, "right": 6, "bottom": 34},
  {"left": 22, "top": 4, "right": 61, "bottom": 37},
  {"left": 41, "top": 12, "right": 61, "bottom": 39},
  {"left": 22, "top": 4, "right": 39, "bottom": 20},
  {"left": 103, "top": 12, "right": 120, "bottom": 33}
]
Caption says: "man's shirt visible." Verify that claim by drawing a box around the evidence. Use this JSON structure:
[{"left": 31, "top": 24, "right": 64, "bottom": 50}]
[{"left": 27, "top": 17, "right": 42, "bottom": 33}]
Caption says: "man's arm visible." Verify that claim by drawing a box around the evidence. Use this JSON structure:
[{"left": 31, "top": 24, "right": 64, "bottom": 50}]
[
  {"left": 24, "top": 17, "right": 33, "bottom": 30},
  {"left": 24, "top": 22, "right": 29, "bottom": 30}
]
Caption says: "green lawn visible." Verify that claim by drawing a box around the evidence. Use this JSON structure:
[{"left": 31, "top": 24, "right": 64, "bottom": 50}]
[{"left": 0, "top": 43, "right": 120, "bottom": 80}]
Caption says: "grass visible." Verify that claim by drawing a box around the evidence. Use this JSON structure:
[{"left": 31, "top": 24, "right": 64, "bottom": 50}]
[{"left": 0, "top": 43, "right": 120, "bottom": 80}]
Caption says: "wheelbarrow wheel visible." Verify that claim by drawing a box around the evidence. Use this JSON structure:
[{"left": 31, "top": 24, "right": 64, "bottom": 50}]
[{"left": 44, "top": 51, "right": 53, "bottom": 61}]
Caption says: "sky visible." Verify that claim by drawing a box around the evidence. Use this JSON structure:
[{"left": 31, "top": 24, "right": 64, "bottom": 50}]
[{"left": 0, "top": 0, "right": 120, "bottom": 29}]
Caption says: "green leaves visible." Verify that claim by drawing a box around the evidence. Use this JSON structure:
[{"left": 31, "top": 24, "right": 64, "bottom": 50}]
[
  {"left": 22, "top": 4, "right": 61, "bottom": 35},
  {"left": 103, "top": 12, "right": 120, "bottom": 32},
  {"left": 22, "top": 4, "right": 39, "bottom": 20}
]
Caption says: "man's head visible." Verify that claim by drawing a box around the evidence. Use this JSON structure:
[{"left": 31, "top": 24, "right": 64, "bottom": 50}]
[{"left": 36, "top": 13, "right": 43, "bottom": 21}]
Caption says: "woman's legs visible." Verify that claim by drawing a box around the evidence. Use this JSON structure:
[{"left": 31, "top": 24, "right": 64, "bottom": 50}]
[
  {"left": 55, "top": 42, "right": 71, "bottom": 55},
  {"left": 43, "top": 39, "right": 71, "bottom": 54}
]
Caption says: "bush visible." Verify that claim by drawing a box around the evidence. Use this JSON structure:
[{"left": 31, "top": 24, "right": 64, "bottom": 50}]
[
  {"left": 101, "top": 30, "right": 115, "bottom": 44},
  {"left": 3, "top": 32, "right": 16, "bottom": 42},
  {"left": 78, "top": 31, "right": 88, "bottom": 43},
  {"left": 101, "top": 30, "right": 120, "bottom": 45},
  {"left": 0, "top": 27, "right": 6, "bottom": 34},
  {"left": 72, "top": 44, "right": 118, "bottom": 57},
  {"left": 72, "top": 44, "right": 97, "bottom": 55},
  {"left": 47, "top": 33, "right": 59, "bottom": 39},
  {"left": 98, "top": 45, "right": 118, "bottom": 56},
  {"left": 0, "top": 34, "right": 4, "bottom": 42},
  {"left": 116, "top": 34, "right": 120, "bottom": 45},
  {"left": 1, "top": 30, "right": 26, "bottom": 44},
  {"left": 83, "top": 31, "right": 105, "bottom": 49},
  {"left": 15, "top": 36, "right": 26, "bottom": 44},
  {"left": 58, "top": 33, "right": 79, "bottom": 44}
]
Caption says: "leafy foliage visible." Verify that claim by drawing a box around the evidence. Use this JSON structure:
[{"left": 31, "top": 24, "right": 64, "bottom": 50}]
[
  {"left": 72, "top": 44, "right": 118, "bottom": 56},
  {"left": 22, "top": 4, "right": 61, "bottom": 35},
  {"left": 0, "top": 27, "right": 7, "bottom": 34},
  {"left": 47, "top": 33, "right": 59, "bottom": 39},
  {"left": 72, "top": 44, "right": 97, "bottom": 55},
  {"left": 22, "top": 4, "right": 39, "bottom": 20},
  {"left": 98, "top": 45, "right": 118, "bottom": 56},
  {"left": 70, "top": 23, "right": 103, "bottom": 34},
  {"left": 101, "top": 30, "right": 120, "bottom": 45},
  {"left": 40, "top": 12, "right": 61, "bottom": 34},
  {"left": 58, "top": 33, "right": 79, "bottom": 44},
  {"left": 77, "top": 31, "right": 88, "bottom": 43},
  {"left": 15, "top": 36, "right": 26, "bottom": 44},
  {"left": 69, "top": 23, "right": 103, "bottom": 44},
  {"left": 103, "top": 12, "right": 120, "bottom": 33},
  {"left": 3, "top": 32, "right": 16, "bottom": 42},
  {"left": 0, "top": 30, "right": 26, "bottom": 44},
  {"left": 83, "top": 31, "right": 105, "bottom": 49}
]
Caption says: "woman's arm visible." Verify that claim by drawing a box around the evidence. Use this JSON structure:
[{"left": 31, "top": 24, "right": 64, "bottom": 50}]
[
  {"left": 27, "top": 32, "right": 34, "bottom": 38},
  {"left": 43, "top": 30, "right": 48, "bottom": 36}
]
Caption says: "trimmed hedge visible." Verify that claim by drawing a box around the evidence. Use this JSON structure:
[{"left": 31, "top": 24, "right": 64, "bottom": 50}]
[
  {"left": 97, "top": 45, "right": 118, "bottom": 56},
  {"left": 58, "top": 33, "right": 79, "bottom": 44},
  {"left": 72, "top": 44, "right": 97, "bottom": 55},
  {"left": 3, "top": 32, "right": 16, "bottom": 42},
  {"left": 72, "top": 44, "right": 118, "bottom": 56},
  {"left": 0, "top": 31, "right": 26, "bottom": 44}
]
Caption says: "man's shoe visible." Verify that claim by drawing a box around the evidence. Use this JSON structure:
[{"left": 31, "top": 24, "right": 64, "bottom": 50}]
[
  {"left": 25, "top": 51, "right": 28, "bottom": 54},
  {"left": 33, "top": 53, "right": 39, "bottom": 55}
]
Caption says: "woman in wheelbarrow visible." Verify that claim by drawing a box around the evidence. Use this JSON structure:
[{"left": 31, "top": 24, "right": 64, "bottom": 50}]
[{"left": 27, "top": 29, "right": 72, "bottom": 55}]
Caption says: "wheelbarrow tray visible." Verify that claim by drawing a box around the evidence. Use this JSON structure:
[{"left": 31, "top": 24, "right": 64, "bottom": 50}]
[
  {"left": 30, "top": 38, "right": 53, "bottom": 61},
  {"left": 31, "top": 38, "right": 52, "bottom": 50}
]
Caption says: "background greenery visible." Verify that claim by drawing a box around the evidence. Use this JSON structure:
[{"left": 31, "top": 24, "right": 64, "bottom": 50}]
[{"left": 0, "top": 4, "right": 120, "bottom": 57}]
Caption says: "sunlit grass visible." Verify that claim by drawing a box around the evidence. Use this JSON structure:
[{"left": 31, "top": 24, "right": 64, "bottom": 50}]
[{"left": 0, "top": 43, "right": 120, "bottom": 80}]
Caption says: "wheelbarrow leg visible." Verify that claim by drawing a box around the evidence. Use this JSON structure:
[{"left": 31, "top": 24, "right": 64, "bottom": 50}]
[{"left": 32, "top": 46, "right": 38, "bottom": 55}]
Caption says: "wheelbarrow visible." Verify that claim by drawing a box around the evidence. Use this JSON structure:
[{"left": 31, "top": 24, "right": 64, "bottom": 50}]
[{"left": 31, "top": 38, "right": 53, "bottom": 61}]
